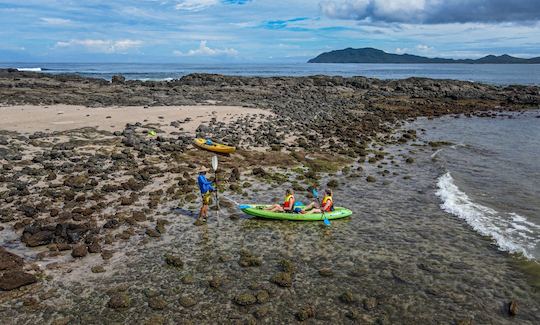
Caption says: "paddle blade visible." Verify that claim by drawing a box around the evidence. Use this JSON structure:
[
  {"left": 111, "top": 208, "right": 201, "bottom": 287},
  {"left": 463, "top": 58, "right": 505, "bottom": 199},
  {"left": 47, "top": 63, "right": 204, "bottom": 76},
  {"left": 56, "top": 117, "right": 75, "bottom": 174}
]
[
  {"left": 211, "top": 155, "right": 218, "bottom": 171},
  {"left": 323, "top": 218, "right": 331, "bottom": 226}
]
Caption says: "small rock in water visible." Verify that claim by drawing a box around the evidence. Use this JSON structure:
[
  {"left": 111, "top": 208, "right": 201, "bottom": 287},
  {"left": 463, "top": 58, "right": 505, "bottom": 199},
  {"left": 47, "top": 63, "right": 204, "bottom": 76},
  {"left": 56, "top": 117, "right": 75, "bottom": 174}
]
[
  {"left": 256, "top": 290, "right": 270, "bottom": 303},
  {"left": 239, "top": 251, "right": 262, "bottom": 267},
  {"left": 107, "top": 292, "right": 130, "bottom": 309},
  {"left": 363, "top": 297, "right": 377, "bottom": 310},
  {"left": 179, "top": 295, "right": 197, "bottom": 308},
  {"left": 146, "top": 228, "right": 161, "bottom": 238},
  {"left": 91, "top": 265, "right": 106, "bottom": 273},
  {"left": 164, "top": 254, "right": 183, "bottom": 268},
  {"left": 208, "top": 275, "right": 224, "bottom": 288},
  {"left": 253, "top": 306, "right": 270, "bottom": 319},
  {"left": 181, "top": 274, "right": 195, "bottom": 284},
  {"left": 87, "top": 242, "right": 101, "bottom": 254},
  {"left": 279, "top": 259, "right": 296, "bottom": 273},
  {"left": 295, "top": 305, "right": 315, "bottom": 321},
  {"left": 71, "top": 244, "right": 88, "bottom": 258},
  {"left": 318, "top": 267, "right": 334, "bottom": 277},
  {"left": 234, "top": 293, "right": 257, "bottom": 306},
  {"left": 101, "top": 250, "right": 114, "bottom": 260},
  {"left": 148, "top": 297, "right": 167, "bottom": 310},
  {"left": 366, "top": 175, "right": 376, "bottom": 183},
  {"left": 340, "top": 290, "right": 357, "bottom": 304},
  {"left": 270, "top": 272, "right": 292, "bottom": 287}
]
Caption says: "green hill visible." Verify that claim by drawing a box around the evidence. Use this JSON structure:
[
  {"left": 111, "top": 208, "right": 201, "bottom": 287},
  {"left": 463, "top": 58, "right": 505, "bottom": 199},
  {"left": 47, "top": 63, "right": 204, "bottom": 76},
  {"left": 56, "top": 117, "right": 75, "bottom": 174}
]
[{"left": 308, "top": 47, "right": 540, "bottom": 64}]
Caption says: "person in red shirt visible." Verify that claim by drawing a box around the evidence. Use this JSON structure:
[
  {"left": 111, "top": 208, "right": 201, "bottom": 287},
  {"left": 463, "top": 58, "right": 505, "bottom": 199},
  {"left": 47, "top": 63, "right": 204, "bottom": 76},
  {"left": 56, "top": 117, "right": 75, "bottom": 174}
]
[{"left": 266, "top": 189, "right": 295, "bottom": 213}]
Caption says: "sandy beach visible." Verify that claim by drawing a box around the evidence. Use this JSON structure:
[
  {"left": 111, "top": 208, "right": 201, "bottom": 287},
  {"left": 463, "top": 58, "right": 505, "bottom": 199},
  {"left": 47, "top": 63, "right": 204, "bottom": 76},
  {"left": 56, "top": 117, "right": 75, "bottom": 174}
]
[
  {"left": 1, "top": 70, "right": 539, "bottom": 324},
  {"left": 0, "top": 104, "right": 272, "bottom": 134}
]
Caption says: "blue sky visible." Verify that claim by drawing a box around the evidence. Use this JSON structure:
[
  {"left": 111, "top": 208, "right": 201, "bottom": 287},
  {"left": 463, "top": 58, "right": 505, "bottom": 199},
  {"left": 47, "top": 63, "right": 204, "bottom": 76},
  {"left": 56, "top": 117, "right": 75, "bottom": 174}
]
[{"left": 1, "top": 0, "right": 539, "bottom": 62}]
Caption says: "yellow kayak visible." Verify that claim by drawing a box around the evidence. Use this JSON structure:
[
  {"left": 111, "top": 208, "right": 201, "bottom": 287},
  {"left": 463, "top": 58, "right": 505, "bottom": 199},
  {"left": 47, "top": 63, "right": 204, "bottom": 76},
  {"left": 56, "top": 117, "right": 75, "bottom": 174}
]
[{"left": 193, "top": 138, "right": 236, "bottom": 154}]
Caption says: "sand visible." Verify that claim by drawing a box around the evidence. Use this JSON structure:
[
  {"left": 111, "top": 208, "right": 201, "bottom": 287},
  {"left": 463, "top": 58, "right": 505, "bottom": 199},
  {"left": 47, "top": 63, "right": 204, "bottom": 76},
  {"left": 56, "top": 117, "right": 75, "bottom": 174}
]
[{"left": 0, "top": 104, "right": 272, "bottom": 134}]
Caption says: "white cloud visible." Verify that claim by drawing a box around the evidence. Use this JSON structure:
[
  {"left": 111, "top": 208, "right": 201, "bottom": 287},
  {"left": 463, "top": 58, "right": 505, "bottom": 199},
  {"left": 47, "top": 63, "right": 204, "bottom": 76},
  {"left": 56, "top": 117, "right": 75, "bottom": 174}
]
[
  {"left": 174, "top": 40, "right": 238, "bottom": 56},
  {"left": 175, "top": 0, "right": 219, "bottom": 11},
  {"left": 395, "top": 47, "right": 408, "bottom": 54},
  {"left": 415, "top": 44, "right": 433, "bottom": 52},
  {"left": 55, "top": 39, "right": 143, "bottom": 53},
  {"left": 40, "top": 17, "right": 73, "bottom": 26}
]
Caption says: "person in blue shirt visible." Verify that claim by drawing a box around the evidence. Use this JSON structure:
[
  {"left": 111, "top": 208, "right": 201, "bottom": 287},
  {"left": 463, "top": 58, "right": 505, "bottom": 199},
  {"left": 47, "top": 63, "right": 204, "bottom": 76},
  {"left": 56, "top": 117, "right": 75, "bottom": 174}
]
[{"left": 196, "top": 166, "right": 215, "bottom": 224}]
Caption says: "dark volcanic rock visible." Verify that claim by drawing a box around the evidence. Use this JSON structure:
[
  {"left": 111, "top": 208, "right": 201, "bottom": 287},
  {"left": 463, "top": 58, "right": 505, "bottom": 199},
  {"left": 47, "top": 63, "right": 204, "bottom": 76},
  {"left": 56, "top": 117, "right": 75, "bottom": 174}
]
[
  {"left": 107, "top": 292, "right": 130, "bottom": 309},
  {"left": 0, "top": 271, "right": 37, "bottom": 291},
  {"left": 0, "top": 247, "right": 24, "bottom": 271},
  {"left": 71, "top": 244, "right": 88, "bottom": 258}
]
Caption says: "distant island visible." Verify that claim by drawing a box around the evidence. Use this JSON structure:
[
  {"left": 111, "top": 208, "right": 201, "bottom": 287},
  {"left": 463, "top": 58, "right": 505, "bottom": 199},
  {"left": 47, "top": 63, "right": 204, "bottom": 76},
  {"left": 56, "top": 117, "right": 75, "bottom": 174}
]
[{"left": 308, "top": 47, "right": 540, "bottom": 64}]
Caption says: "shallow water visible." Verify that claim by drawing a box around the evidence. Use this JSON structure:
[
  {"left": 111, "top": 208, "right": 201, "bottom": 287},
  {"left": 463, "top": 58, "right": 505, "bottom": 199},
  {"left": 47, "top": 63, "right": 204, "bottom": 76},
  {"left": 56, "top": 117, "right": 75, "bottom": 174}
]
[
  {"left": 2, "top": 124, "right": 539, "bottom": 324},
  {"left": 413, "top": 111, "right": 540, "bottom": 260}
]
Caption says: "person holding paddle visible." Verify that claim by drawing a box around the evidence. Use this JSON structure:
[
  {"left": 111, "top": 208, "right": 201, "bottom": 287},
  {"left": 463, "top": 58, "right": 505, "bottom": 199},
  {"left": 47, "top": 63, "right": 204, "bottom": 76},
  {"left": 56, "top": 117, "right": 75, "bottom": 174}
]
[
  {"left": 301, "top": 189, "right": 334, "bottom": 214},
  {"left": 196, "top": 166, "right": 215, "bottom": 224}
]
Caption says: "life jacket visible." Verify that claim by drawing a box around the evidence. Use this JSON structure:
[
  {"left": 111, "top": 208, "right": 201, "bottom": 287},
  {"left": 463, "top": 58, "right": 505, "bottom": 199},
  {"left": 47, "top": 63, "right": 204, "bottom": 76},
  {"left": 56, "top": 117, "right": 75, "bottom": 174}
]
[
  {"left": 322, "top": 195, "right": 333, "bottom": 212},
  {"left": 283, "top": 194, "right": 295, "bottom": 210}
]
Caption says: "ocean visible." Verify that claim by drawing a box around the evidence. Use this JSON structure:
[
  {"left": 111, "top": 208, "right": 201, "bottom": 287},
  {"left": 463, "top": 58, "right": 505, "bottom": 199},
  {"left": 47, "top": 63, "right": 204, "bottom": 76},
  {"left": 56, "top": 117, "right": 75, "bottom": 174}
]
[
  {"left": 3, "top": 62, "right": 540, "bottom": 85},
  {"left": 414, "top": 111, "right": 540, "bottom": 260}
]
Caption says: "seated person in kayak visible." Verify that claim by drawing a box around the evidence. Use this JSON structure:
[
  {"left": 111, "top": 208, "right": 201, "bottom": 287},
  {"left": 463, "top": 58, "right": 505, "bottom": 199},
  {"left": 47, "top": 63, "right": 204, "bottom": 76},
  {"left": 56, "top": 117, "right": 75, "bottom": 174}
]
[
  {"left": 265, "top": 189, "right": 295, "bottom": 213},
  {"left": 301, "top": 189, "right": 333, "bottom": 214}
]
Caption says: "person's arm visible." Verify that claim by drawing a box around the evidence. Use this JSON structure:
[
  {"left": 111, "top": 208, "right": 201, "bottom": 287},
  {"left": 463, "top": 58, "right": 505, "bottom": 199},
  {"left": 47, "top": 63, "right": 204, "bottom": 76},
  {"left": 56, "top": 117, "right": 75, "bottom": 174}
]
[{"left": 203, "top": 177, "right": 215, "bottom": 191}]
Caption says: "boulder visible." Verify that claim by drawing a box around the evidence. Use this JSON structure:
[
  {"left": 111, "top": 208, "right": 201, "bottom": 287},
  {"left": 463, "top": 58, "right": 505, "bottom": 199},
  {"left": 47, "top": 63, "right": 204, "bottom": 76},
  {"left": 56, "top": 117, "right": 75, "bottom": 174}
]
[
  {"left": 0, "top": 271, "right": 37, "bottom": 291},
  {"left": 23, "top": 230, "right": 54, "bottom": 247},
  {"left": 71, "top": 244, "right": 88, "bottom": 258},
  {"left": 0, "top": 247, "right": 24, "bottom": 271},
  {"left": 107, "top": 292, "right": 130, "bottom": 309}
]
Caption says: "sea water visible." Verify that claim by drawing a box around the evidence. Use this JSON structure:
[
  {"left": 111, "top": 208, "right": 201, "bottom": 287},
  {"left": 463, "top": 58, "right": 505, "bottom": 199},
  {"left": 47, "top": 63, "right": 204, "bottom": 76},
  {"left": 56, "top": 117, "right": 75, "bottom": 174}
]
[
  {"left": 2, "top": 62, "right": 540, "bottom": 85},
  {"left": 415, "top": 111, "right": 540, "bottom": 259}
]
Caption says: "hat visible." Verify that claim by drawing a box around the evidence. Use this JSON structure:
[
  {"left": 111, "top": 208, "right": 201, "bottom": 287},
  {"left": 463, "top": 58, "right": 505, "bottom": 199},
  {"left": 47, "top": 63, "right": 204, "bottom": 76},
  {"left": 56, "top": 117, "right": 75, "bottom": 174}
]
[{"left": 199, "top": 166, "right": 209, "bottom": 173}]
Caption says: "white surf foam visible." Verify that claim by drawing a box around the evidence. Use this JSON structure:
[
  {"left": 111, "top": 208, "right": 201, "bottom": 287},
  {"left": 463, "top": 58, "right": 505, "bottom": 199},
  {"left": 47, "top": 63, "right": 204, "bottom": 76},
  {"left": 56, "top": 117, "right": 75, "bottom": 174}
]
[
  {"left": 436, "top": 172, "right": 539, "bottom": 259},
  {"left": 16, "top": 67, "right": 42, "bottom": 72}
]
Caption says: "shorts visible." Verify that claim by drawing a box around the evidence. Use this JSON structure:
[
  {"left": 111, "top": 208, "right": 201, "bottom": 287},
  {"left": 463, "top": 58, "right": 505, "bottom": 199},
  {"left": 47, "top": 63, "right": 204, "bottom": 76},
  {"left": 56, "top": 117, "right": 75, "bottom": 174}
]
[{"left": 202, "top": 192, "right": 212, "bottom": 205}]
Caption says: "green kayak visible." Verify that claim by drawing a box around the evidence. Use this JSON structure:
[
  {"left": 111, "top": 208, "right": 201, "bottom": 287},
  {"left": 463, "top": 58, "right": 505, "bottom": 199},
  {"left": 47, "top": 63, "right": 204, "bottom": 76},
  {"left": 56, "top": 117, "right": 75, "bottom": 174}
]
[{"left": 240, "top": 205, "right": 352, "bottom": 221}]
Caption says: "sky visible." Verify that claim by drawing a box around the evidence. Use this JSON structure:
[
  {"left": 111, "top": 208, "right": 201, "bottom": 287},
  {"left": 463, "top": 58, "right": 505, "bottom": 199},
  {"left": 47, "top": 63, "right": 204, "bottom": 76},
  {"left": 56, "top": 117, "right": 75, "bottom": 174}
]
[{"left": 0, "top": 0, "right": 539, "bottom": 63}]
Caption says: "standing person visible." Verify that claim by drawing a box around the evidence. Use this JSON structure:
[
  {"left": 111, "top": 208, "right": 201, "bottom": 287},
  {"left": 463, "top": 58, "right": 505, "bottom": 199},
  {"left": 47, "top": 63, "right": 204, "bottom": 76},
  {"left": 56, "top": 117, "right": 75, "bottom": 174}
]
[{"left": 196, "top": 166, "right": 215, "bottom": 224}]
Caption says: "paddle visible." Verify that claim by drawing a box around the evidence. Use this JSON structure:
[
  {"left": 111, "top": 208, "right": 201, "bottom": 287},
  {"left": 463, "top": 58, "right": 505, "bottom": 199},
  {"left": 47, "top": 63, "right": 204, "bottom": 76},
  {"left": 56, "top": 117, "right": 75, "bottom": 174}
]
[
  {"left": 310, "top": 187, "right": 330, "bottom": 226},
  {"left": 211, "top": 155, "right": 220, "bottom": 210}
]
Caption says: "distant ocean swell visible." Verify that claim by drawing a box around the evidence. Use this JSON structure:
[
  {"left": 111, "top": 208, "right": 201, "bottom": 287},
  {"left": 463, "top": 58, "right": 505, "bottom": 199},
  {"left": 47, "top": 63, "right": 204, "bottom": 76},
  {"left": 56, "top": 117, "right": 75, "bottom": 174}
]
[{"left": 436, "top": 172, "right": 540, "bottom": 260}]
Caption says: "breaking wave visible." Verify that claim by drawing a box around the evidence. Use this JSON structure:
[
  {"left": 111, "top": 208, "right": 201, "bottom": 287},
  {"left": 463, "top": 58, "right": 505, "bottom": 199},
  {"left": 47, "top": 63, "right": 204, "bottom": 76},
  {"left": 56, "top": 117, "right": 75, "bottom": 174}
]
[
  {"left": 16, "top": 67, "right": 42, "bottom": 72},
  {"left": 436, "top": 172, "right": 540, "bottom": 259}
]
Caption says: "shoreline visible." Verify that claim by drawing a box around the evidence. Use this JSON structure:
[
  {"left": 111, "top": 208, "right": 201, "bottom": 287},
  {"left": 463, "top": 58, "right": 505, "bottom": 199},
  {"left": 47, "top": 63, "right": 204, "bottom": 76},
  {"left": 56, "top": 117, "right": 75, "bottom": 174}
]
[{"left": 1, "top": 70, "right": 540, "bottom": 323}]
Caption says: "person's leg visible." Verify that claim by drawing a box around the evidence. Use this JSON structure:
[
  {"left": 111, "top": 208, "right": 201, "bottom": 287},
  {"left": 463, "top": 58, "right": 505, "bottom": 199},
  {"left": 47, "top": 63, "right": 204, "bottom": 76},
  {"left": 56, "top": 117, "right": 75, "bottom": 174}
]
[
  {"left": 270, "top": 205, "right": 285, "bottom": 212},
  {"left": 202, "top": 204, "right": 209, "bottom": 219},
  {"left": 266, "top": 204, "right": 280, "bottom": 211},
  {"left": 304, "top": 202, "right": 317, "bottom": 210}
]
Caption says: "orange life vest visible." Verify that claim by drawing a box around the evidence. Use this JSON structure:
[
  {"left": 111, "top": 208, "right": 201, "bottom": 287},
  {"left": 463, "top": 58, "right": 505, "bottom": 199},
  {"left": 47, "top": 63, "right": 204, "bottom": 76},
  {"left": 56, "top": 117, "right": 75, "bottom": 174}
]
[
  {"left": 283, "top": 194, "right": 295, "bottom": 209},
  {"left": 322, "top": 195, "right": 333, "bottom": 212}
]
